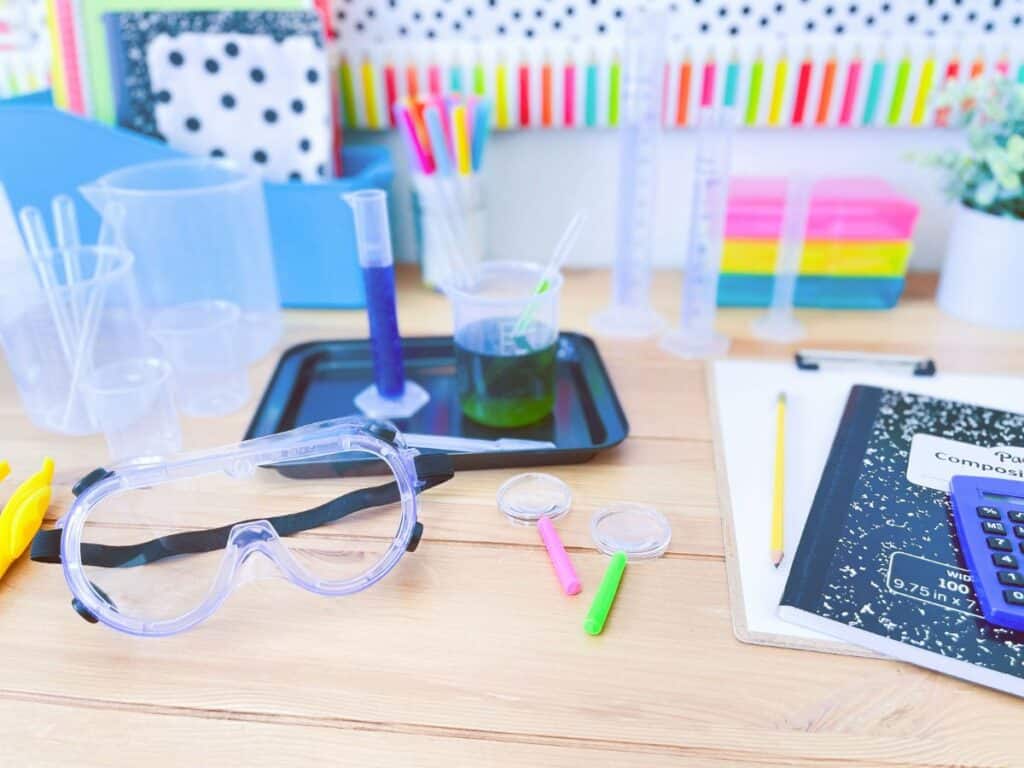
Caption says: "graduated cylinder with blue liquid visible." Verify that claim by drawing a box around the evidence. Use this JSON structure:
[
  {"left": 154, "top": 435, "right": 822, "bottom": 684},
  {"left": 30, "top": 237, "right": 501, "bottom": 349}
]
[{"left": 343, "top": 189, "right": 429, "bottom": 418}]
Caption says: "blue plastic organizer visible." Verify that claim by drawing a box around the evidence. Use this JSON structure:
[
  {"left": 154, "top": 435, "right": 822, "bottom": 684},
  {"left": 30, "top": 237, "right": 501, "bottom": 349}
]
[{"left": 0, "top": 104, "right": 391, "bottom": 307}]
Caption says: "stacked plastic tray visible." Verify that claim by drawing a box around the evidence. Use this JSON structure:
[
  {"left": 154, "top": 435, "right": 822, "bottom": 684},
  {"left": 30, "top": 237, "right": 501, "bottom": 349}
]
[{"left": 717, "top": 177, "right": 920, "bottom": 309}]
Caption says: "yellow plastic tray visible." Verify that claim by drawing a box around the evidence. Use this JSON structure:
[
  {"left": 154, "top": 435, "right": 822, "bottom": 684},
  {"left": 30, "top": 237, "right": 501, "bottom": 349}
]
[{"left": 721, "top": 239, "right": 913, "bottom": 277}]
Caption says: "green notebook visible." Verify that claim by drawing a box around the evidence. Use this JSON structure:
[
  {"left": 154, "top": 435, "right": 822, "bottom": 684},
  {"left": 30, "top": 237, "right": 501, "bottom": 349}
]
[{"left": 83, "top": 0, "right": 312, "bottom": 124}]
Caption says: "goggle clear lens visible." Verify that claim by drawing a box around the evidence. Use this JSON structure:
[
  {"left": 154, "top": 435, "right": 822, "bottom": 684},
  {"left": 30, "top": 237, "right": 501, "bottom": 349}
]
[{"left": 77, "top": 448, "right": 406, "bottom": 625}]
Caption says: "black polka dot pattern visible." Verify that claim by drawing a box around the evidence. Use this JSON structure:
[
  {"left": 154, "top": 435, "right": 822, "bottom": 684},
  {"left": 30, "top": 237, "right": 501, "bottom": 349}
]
[
  {"left": 114, "top": 10, "right": 332, "bottom": 184},
  {"left": 332, "top": 0, "right": 1020, "bottom": 38}
]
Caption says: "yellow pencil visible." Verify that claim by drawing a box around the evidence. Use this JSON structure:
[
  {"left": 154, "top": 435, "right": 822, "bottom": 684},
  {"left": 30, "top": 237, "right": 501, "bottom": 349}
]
[
  {"left": 910, "top": 53, "right": 935, "bottom": 126},
  {"left": 771, "top": 392, "right": 787, "bottom": 567},
  {"left": 361, "top": 56, "right": 379, "bottom": 129},
  {"left": 495, "top": 57, "right": 509, "bottom": 129},
  {"left": 452, "top": 103, "right": 471, "bottom": 175},
  {"left": 768, "top": 53, "right": 788, "bottom": 126}
]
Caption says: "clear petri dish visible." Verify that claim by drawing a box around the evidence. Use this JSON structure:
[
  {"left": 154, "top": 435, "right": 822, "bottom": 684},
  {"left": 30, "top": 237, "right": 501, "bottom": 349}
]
[
  {"left": 590, "top": 503, "right": 671, "bottom": 560},
  {"left": 496, "top": 473, "right": 572, "bottom": 525}
]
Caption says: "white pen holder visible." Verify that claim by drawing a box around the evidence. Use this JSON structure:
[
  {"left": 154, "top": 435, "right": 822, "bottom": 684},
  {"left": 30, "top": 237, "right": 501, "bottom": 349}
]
[{"left": 411, "top": 173, "right": 486, "bottom": 290}]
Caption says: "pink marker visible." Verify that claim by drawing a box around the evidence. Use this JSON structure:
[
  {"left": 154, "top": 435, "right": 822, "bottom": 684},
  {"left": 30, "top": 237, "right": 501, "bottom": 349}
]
[{"left": 537, "top": 516, "right": 581, "bottom": 595}]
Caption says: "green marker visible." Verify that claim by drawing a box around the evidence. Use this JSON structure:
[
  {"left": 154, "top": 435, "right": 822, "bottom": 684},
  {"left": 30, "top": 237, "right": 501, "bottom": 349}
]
[
  {"left": 886, "top": 54, "right": 911, "bottom": 125},
  {"left": 745, "top": 56, "right": 764, "bottom": 126},
  {"left": 584, "top": 551, "right": 627, "bottom": 636},
  {"left": 340, "top": 59, "right": 357, "bottom": 129},
  {"left": 473, "top": 60, "right": 486, "bottom": 96},
  {"left": 608, "top": 55, "right": 621, "bottom": 127}
]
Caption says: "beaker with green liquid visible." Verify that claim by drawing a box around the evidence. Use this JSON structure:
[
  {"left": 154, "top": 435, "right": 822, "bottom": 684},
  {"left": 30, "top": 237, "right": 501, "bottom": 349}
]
[{"left": 449, "top": 262, "right": 562, "bottom": 428}]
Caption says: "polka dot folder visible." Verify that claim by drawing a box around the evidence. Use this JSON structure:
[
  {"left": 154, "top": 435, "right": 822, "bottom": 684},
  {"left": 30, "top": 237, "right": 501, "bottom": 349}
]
[{"left": 104, "top": 10, "right": 332, "bottom": 182}]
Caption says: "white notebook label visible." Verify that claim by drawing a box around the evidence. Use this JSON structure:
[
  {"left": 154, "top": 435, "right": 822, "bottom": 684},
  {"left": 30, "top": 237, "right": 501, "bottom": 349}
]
[{"left": 906, "top": 434, "right": 1024, "bottom": 492}]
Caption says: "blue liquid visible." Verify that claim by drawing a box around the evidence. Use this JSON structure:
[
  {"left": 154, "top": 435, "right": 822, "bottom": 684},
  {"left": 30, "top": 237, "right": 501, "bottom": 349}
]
[{"left": 363, "top": 264, "right": 405, "bottom": 398}]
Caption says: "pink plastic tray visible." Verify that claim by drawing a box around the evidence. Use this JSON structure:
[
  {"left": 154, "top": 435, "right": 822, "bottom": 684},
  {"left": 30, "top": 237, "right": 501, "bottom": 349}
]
[{"left": 726, "top": 177, "right": 920, "bottom": 241}]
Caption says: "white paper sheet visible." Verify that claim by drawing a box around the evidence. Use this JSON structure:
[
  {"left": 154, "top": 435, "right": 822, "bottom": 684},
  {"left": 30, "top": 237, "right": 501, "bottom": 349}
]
[{"left": 712, "top": 359, "right": 1024, "bottom": 645}]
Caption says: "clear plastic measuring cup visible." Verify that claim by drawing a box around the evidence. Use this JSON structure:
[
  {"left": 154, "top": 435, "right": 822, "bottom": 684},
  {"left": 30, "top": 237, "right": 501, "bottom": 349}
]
[
  {"left": 83, "top": 357, "right": 182, "bottom": 463},
  {"left": 0, "top": 246, "right": 149, "bottom": 435},
  {"left": 80, "top": 159, "right": 281, "bottom": 363},
  {"left": 151, "top": 300, "right": 250, "bottom": 417},
  {"left": 448, "top": 261, "right": 562, "bottom": 428}
]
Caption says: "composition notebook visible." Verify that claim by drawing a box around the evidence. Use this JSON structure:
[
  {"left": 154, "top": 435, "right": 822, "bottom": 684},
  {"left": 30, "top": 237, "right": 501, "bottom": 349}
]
[{"left": 779, "top": 384, "right": 1024, "bottom": 697}]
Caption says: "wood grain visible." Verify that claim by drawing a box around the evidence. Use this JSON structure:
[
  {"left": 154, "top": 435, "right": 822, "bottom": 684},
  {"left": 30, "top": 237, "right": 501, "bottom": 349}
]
[{"left": 1, "top": 266, "right": 1022, "bottom": 767}]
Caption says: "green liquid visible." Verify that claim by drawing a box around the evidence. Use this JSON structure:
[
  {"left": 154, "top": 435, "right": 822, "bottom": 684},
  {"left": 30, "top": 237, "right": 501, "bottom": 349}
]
[{"left": 455, "top": 318, "right": 557, "bottom": 428}]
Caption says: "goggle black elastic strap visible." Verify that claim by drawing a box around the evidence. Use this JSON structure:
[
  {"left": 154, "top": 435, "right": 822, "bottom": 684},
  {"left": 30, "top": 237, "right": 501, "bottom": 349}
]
[{"left": 30, "top": 452, "right": 454, "bottom": 569}]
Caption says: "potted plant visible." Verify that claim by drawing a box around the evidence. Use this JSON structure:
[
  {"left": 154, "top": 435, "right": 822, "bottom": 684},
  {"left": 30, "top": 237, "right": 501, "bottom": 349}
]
[{"left": 921, "top": 80, "right": 1024, "bottom": 328}]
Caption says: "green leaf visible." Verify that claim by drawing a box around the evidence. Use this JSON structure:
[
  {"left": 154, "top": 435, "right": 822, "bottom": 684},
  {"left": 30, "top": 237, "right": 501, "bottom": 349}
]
[
  {"left": 974, "top": 179, "right": 1000, "bottom": 208},
  {"left": 1006, "top": 135, "right": 1024, "bottom": 169}
]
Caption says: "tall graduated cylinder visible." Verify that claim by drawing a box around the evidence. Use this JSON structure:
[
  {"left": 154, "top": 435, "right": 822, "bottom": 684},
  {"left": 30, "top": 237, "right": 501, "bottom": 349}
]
[{"left": 448, "top": 261, "right": 561, "bottom": 428}]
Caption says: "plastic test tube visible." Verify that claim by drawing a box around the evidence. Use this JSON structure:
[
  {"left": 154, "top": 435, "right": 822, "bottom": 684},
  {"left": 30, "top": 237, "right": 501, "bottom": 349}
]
[
  {"left": 660, "top": 107, "right": 734, "bottom": 359},
  {"left": 751, "top": 177, "right": 811, "bottom": 343},
  {"left": 537, "top": 516, "right": 581, "bottom": 595},
  {"left": 344, "top": 189, "right": 429, "bottom": 418},
  {"left": 584, "top": 551, "right": 627, "bottom": 635},
  {"left": 590, "top": 8, "right": 668, "bottom": 338}
]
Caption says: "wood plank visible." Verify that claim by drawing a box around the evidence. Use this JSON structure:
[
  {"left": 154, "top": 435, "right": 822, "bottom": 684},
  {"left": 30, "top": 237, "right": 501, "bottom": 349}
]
[{"left": 0, "top": 545, "right": 1015, "bottom": 767}]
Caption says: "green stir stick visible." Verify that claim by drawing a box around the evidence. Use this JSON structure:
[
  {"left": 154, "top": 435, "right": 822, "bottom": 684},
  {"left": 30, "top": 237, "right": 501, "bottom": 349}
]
[{"left": 513, "top": 211, "right": 586, "bottom": 341}]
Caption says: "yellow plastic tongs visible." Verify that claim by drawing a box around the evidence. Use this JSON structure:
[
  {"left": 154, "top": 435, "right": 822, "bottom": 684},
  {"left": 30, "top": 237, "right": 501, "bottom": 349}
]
[{"left": 0, "top": 458, "right": 55, "bottom": 579}]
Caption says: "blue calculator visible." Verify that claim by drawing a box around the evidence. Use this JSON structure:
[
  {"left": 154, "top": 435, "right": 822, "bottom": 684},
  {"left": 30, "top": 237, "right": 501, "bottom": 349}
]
[{"left": 949, "top": 475, "right": 1024, "bottom": 631}]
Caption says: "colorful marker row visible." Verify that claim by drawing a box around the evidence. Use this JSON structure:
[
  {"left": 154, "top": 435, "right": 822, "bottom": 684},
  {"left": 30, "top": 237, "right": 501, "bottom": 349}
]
[{"left": 339, "top": 40, "right": 1024, "bottom": 131}]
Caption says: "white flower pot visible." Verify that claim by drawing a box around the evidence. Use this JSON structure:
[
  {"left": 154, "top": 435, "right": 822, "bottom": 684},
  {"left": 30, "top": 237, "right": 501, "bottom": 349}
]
[{"left": 937, "top": 204, "right": 1024, "bottom": 329}]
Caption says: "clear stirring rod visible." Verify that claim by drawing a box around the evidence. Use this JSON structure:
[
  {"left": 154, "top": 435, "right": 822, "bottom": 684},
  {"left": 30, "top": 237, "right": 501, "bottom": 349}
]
[
  {"left": 660, "top": 107, "right": 735, "bottom": 359},
  {"left": 751, "top": 177, "right": 811, "bottom": 343},
  {"left": 590, "top": 8, "right": 667, "bottom": 338}
]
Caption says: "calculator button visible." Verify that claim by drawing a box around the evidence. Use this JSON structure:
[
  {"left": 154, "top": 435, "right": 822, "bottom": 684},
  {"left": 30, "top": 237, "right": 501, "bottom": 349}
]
[
  {"left": 1004, "top": 590, "right": 1024, "bottom": 606},
  {"left": 987, "top": 537, "right": 1013, "bottom": 552},
  {"left": 999, "top": 571, "right": 1024, "bottom": 586},
  {"left": 983, "top": 521, "right": 1007, "bottom": 535},
  {"left": 978, "top": 506, "right": 1002, "bottom": 520},
  {"left": 993, "top": 554, "right": 1019, "bottom": 569},
  {"left": 1009, "top": 510, "right": 1024, "bottom": 523},
  {"left": 1014, "top": 525, "right": 1024, "bottom": 538}
]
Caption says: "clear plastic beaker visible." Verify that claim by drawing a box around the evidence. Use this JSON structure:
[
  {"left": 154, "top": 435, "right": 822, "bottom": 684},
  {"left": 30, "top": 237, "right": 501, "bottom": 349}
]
[
  {"left": 82, "top": 357, "right": 182, "bottom": 464},
  {"left": 0, "top": 246, "right": 149, "bottom": 435},
  {"left": 80, "top": 159, "right": 281, "bottom": 362},
  {"left": 411, "top": 173, "right": 486, "bottom": 289},
  {"left": 150, "top": 300, "right": 250, "bottom": 417},
  {"left": 448, "top": 261, "right": 561, "bottom": 428}
]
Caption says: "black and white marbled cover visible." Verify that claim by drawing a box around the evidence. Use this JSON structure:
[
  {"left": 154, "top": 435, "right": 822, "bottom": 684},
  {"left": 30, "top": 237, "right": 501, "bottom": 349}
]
[{"left": 781, "top": 385, "right": 1024, "bottom": 688}]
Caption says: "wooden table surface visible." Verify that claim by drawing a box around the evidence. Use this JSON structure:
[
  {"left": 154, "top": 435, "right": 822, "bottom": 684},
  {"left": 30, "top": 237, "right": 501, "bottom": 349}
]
[{"left": 2, "top": 268, "right": 1022, "bottom": 767}]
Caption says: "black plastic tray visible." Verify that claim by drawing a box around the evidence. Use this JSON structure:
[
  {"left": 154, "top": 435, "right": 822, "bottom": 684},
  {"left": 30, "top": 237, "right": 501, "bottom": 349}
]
[{"left": 244, "top": 333, "right": 629, "bottom": 476}]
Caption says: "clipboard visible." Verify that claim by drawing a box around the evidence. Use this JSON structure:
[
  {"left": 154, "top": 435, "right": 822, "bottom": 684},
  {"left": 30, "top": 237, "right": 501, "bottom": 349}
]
[{"left": 709, "top": 350, "right": 940, "bottom": 657}]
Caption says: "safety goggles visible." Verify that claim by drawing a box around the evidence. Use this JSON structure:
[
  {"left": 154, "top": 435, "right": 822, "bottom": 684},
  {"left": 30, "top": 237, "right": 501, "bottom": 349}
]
[{"left": 31, "top": 418, "right": 454, "bottom": 637}]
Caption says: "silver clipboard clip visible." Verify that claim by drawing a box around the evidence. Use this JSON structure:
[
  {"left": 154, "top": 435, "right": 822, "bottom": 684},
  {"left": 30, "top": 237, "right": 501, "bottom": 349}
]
[{"left": 795, "top": 349, "right": 937, "bottom": 377}]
